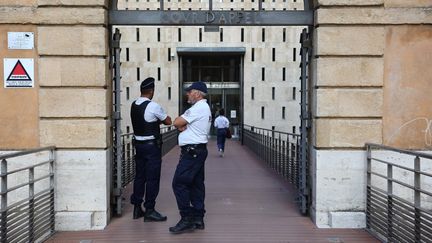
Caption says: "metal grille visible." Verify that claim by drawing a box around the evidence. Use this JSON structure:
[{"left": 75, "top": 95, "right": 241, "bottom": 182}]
[
  {"left": 121, "top": 133, "right": 135, "bottom": 188},
  {"left": 112, "top": 126, "right": 178, "bottom": 216},
  {"left": 242, "top": 125, "right": 305, "bottom": 203},
  {"left": 0, "top": 146, "right": 55, "bottom": 243},
  {"left": 366, "top": 143, "right": 432, "bottom": 243},
  {"left": 111, "top": 28, "right": 123, "bottom": 216}
]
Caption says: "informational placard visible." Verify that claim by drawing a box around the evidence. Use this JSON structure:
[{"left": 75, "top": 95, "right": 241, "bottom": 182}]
[
  {"left": 4, "top": 58, "right": 34, "bottom": 88},
  {"left": 8, "top": 32, "right": 34, "bottom": 50},
  {"left": 230, "top": 110, "right": 237, "bottom": 119}
]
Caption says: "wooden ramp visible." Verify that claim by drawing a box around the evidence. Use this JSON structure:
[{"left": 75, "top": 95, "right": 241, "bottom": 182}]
[{"left": 48, "top": 139, "right": 377, "bottom": 243}]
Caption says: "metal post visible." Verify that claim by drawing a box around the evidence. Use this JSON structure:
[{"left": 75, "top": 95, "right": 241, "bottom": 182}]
[
  {"left": 265, "top": 130, "right": 268, "bottom": 166},
  {"left": 299, "top": 28, "right": 309, "bottom": 215},
  {"left": 278, "top": 134, "right": 282, "bottom": 175},
  {"left": 258, "top": 0, "right": 262, "bottom": 11},
  {"left": 0, "top": 159, "right": 7, "bottom": 243},
  {"left": 28, "top": 167, "right": 35, "bottom": 242},
  {"left": 110, "top": 0, "right": 118, "bottom": 11},
  {"left": 414, "top": 156, "right": 421, "bottom": 242},
  {"left": 303, "top": 0, "right": 313, "bottom": 11},
  {"left": 387, "top": 163, "right": 393, "bottom": 241},
  {"left": 209, "top": 0, "right": 212, "bottom": 11},
  {"left": 160, "top": 0, "right": 164, "bottom": 11},
  {"left": 241, "top": 124, "right": 244, "bottom": 145},
  {"left": 112, "top": 28, "right": 123, "bottom": 216},
  {"left": 282, "top": 140, "right": 286, "bottom": 179},
  {"left": 366, "top": 145, "right": 372, "bottom": 230},
  {"left": 49, "top": 149, "right": 55, "bottom": 233}
]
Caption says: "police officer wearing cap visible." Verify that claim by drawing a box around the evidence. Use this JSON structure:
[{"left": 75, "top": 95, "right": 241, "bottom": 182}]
[
  {"left": 130, "top": 77, "right": 172, "bottom": 222},
  {"left": 169, "top": 81, "right": 211, "bottom": 234}
]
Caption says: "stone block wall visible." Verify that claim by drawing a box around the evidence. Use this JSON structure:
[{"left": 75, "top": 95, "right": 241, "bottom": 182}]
[
  {"left": 0, "top": 0, "right": 110, "bottom": 230},
  {"left": 312, "top": 0, "right": 432, "bottom": 227}
]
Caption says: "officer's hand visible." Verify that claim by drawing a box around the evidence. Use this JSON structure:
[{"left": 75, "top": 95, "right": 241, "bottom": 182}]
[{"left": 177, "top": 126, "right": 187, "bottom": 132}]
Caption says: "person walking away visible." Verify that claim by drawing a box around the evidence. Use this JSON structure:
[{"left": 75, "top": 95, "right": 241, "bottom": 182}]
[
  {"left": 214, "top": 109, "right": 230, "bottom": 157},
  {"left": 130, "top": 77, "right": 172, "bottom": 222},
  {"left": 170, "top": 81, "right": 211, "bottom": 234}
]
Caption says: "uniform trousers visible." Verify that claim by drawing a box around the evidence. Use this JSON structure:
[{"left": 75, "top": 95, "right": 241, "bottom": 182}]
[
  {"left": 130, "top": 142, "right": 162, "bottom": 209},
  {"left": 172, "top": 144, "right": 208, "bottom": 218}
]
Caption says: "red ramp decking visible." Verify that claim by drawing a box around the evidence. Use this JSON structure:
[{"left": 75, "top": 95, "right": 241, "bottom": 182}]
[{"left": 48, "top": 139, "right": 377, "bottom": 243}]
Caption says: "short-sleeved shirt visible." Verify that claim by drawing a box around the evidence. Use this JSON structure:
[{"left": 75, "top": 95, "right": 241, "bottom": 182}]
[
  {"left": 178, "top": 99, "right": 211, "bottom": 146},
  {"left": 214, "top": 115, "right": 230, "bottom": 129},
  {"left": 133, "top": 97, "right": 168, "bottom": 141}
]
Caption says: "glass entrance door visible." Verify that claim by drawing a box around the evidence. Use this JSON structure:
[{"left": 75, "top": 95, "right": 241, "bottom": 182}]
[
  {"left": 208, "top": 90, "right": 223, "bottom": 136},
  {"left": 206, "top": 89, "right": 240, "bottom": 136},
  {"left": 180, "top": 54, "right": 242, "bottom": 137}
]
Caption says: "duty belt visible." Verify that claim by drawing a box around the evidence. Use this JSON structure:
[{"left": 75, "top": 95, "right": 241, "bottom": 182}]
[
  {"left": 133, "top": 139, "right": 156, "bottom": 145},
  {"left": 180, "top": 143, "right": 207, "bottom": 150}
]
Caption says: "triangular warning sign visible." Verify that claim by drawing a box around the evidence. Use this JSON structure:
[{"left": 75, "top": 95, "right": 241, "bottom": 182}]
[{"left": 7, "top": 60, "right": 32, "bottom": 81}]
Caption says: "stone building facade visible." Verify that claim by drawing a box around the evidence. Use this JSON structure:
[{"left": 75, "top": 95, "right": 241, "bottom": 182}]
[
  {"left": 0, "top": 0, "right": 110, "bottom": 230},
  {"left": 312, "top": 0, "right": 432, "bottom": 227},
  {"left": 0, "top": 0, "right": 430, "bottom": 231}
]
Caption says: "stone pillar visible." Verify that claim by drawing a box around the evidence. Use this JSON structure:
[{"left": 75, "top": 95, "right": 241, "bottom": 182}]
[
  {"left": 312, "top": 0, "right": 432, "bottom": 228},
  {"left": 0, "top": 0, "right": 110, "bottom": 230}
]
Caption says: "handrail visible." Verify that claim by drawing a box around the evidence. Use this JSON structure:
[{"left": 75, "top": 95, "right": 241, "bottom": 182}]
[
  {"left": 366, "top": 142, "right": 432, "bottom": 160},
  {"left": 2, "top": 160, "right": 54, "bottom": 176},
  {"left": 0, "top": 146, "right": 56, "bottom": 160},
  {"left": 120, "top": 125, "right": 176, "bottom": 138},
  {"left": 243, "top": 124, "right": 300, "bottom": 137}
]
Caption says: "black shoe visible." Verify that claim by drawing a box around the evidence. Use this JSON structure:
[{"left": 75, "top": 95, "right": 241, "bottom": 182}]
[
  {"left": 133, "top": 204, "right": 145, "bottom": 219},
  {"left": 144, "top": 209, "right": 167, "bottom": 222},
  {"left": 169, "top": 217, "right": 196, "bottom": 234},
  {"left": 193, "top": 217, "right": 205, "bottom": 230}
]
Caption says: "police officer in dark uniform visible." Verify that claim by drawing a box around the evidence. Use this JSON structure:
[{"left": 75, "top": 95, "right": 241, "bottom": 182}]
[
  {"left": 169, "top": 81, "right": 212, "bottom": 234},
  {"left": 130, "top": 77, "right": 172, "bottom": 222}
]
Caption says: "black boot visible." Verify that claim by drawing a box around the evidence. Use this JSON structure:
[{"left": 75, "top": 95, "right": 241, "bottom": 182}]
[
  {"left": 144, "top": 209, "right": 167, "bottom": 222},
  {"left": 193, "top": 217, "right": 205, "bottom": 230},
  {"left": 133, "top": 204, "right": 145, "bottom": 219},
  {"left": 169, "top": 217, "right": 196, "bottom": 234}
]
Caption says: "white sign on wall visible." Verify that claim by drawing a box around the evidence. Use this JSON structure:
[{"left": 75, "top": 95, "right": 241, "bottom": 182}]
[
  {"left": 231, "top": 110, "right": 237, "bottom": 118},
  {"left": 4, "top": 58, "right": 34, "bottom": 88},
  {"left": 8, "top": 32, "right": 34, "bottom": 50}
]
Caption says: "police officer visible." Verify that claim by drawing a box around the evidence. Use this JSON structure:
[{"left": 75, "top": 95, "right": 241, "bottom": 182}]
[
  {"left": 130, "top": 77, "right": 172, "bottom": 222},
  {"left": 169, "top": 81, "right": 211, "bottom": 234}
]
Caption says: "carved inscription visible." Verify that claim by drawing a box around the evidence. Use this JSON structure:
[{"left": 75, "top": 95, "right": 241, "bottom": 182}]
[{"left": 161, "top": 11, "right": 261, "bottom": 25}]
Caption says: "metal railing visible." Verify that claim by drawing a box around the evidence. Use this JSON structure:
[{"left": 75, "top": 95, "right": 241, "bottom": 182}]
[
  {"left": 366, "top": 143, "right": 432, "bottom": 242},
  {"left": 0, "top": 146, "right": 55, "bottom": 243},
  {"left": 242, "top": 125, "right": 302, "bottom": 192},
  {"left": 120, "top": 126, "right": 178, "bottom": 187},
  {"left": 113, "top": 126, "right": 178, "bottom": 215},
  {"left": 160, "top": 126, "right": 179, "bottom": 157}
]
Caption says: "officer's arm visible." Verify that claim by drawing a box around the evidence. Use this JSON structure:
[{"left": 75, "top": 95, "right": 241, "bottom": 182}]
[
  {"left": 174, "top": 116, "right": 188, "bottom": 131},
  {"left": 161, "top": 116, "right": 172, "bottom": 125}
]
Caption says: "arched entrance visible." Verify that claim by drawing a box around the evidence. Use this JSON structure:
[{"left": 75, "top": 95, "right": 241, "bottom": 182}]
[{"left": 109, "top": 0, "right": 313, "bottom": 216}]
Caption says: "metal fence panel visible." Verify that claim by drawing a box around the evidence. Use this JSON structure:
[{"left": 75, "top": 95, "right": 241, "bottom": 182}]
[
  {"left": 366, "top": 143, "right": 432, "bottom": 243},
  {"left": 0, "top": 146, "right": 55, "bottom": 243},
  {"left": 242, "top": 124, "right": 308, "bottom": 214}
]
